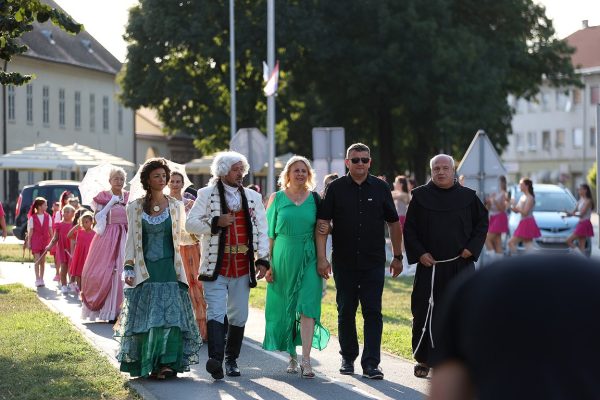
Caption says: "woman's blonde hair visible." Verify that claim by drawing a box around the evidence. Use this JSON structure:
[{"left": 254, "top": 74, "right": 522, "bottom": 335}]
[{"left": 278, "top": 156, "right": 316, "bottom": 190}]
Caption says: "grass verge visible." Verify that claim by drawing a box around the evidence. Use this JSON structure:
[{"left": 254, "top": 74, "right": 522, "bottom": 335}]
[
  {"left": 0, "top": 284, "right": 140, "bottom": 400},
  {"left": 249, "top": 275, "right": 415, "bottom": 360},
  {"left": 0, "top": 244, "right": 53, "bottom": 263}
]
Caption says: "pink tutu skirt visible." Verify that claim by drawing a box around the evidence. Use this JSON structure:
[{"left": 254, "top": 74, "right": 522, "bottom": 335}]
[
  {"left": 488, "top": 212, "right": 509, "bottom": 234},
  {"left": 514, "top": 216, "right": 541, "bottom": 239},
  {"left": 574, "top": 219, "right": 594, "bottom": 237}
]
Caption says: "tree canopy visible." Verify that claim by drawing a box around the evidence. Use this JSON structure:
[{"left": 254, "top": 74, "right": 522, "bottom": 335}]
[
  {"left": 0, "top": 0, "right": 82, "bottom": 85},
  {"left": 121, "top": 0, "right": 579, "bottom": 182}
]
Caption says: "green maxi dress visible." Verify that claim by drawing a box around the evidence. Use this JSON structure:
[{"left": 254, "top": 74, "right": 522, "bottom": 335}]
[
  {"left": 115, "top": 210, "right": 201, "bottom": 377},
  {"left": 263, "top": 191, "right": 330, "bottom": 356}
]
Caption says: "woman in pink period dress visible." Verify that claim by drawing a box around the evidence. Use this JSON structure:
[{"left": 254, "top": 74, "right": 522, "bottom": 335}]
[{"left": 81, "top": 167, "right": 129, "bottom": 322}]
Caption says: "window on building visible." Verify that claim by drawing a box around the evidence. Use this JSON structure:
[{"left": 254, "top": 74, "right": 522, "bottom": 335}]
[
  {"left": 90, "top": 94, "right": 95, "bottom": 131},
  {"left": 555, "top": 89, "right": 570, "bottom": 111},
  {"left": 572, "top": 88, "right": 582, "bottom": 105},
  {"left": 573, "top": 128, "right": 583, "bottom": 148},
  {"left": 516, "top": 98, "right": 527, "bottom": 114},
  {"left": 59, "top": 88, "right": 65, "bottom": 127},
  {"left": 591, "top": 86, "right": 600, "bottom": 105},
  {"left": 26, "top": 84, "right": 33, "bottom": 123},
  {"left": 556, "top": 129, "right": 565, "bottom": 148},
  {"left": 42, "top": 86, "right": 49, "bottom": 125},
  {"left": 515, "top": 133, "right": 524, "bottom": 152},
  {"left": 591, "top": 127, "right": 596, "bottom": 147},
  {"left": 542, "top": 130, "right": 551, "bottom": 151},
  {"left": 102, "top": 96, "right": 109, "bottom": 132},
  {"left": 527, "top": 97, "right": 539, "bottom": 113},
  {"left": 540, "top": 91, "right": 549, "bottom": 111},
  {"left": 118, "top": 105, "right": 123, "bottom": 133},
  {"left": 527, "top": 131, "right": 537, "bottom": 151},
  {"left": 7, "top": 85, "right": 15, "bottom": 121},
  {"left": 74, "top": 91, "right": 81, "bottom": 129}
]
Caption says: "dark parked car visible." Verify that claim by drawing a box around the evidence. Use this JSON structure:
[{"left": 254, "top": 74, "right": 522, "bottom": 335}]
[
  {"left": 12, "top": 180, "right": 81, "bottom": 240},
  {"left": 508, "top": 183, "right": 591, "bottom": 256}
]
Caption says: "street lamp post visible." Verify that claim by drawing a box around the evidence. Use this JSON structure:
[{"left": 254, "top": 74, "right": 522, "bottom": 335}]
[
  {"left": 266, "top": 0, "right": 275, "bottom": 195},
  {"left": 229, "top": 0, "right": 236, "bottom": 140}
]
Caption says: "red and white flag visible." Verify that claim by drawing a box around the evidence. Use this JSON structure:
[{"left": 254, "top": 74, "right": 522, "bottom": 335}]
[{"left": 263, "top": 60, "right": 279, "bottom": 97}]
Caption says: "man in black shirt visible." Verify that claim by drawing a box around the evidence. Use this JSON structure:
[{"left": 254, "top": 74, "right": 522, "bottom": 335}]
[
  {"left": 403, "top": 154, "right": 488, "bottom": 378},
  {"left": 316, "top": 142, "right": 403, "bottom": 380},
  {"left": 429, "top": 255, "right": 600, "bottom": 400}
]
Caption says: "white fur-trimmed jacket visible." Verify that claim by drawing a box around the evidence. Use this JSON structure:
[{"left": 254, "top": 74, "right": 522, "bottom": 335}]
[{"left": 185, "top": 182, "right": 269, "bottom": 286}]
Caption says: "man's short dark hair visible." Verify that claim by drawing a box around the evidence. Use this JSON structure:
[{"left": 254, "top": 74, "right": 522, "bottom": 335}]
[{"left": 346, "top": 143, "right": 370, "bottom": 159}]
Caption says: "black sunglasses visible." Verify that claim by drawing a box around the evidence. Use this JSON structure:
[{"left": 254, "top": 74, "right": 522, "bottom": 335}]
[{"left": 349, "top": 157, "right": 370, "bottom": 164}]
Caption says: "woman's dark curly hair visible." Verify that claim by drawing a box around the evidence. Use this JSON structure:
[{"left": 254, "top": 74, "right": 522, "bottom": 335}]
[{"left": 140, "top": 158, "right": 171, "bottom": 214}]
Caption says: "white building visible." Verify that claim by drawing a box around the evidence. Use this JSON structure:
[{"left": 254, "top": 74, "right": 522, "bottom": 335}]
[
  {"left": 0, "top": 0, "right": 135, "bottom": 210},
  {"left": 503, "top": 21, "right": 599, "bottom": 191}
]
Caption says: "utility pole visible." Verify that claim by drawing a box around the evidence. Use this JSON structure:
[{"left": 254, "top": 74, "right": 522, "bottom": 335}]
[
  {"left": 266, "top": 0, "right": 275, "bottom": 195},
  {"left": 229, "top": 0, "right": 236, "bottom": 140}
]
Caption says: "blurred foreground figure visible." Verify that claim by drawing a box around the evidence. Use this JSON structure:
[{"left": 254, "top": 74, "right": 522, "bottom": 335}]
[{"left": 429, "top": 254, "right": 600, "bottom": 400}]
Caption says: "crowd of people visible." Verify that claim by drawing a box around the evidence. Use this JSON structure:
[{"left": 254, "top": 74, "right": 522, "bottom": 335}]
[{"left": 13, "top": 141, "right": 597, "bottom": 392}]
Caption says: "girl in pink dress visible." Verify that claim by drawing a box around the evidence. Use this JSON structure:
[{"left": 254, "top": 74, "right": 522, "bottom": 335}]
[
  {"left": 485, "top": 175, "right": 509, "bottom": 258},
  {"left": 566, "top": 183, "right": 595, "bottom": 256},
  {"left": 26, "top": 197, "right": 52, "bottom": 287},
  {"left": 81, "top": 167, "right": 129, "bottom": 322},
  {"left": 45, "top": 205, "right": 76, "bottom": 294},
  {"left": 50, "top": 201, "right": 61, "bottom": 282},
  {"left": 508, "top": 178, "right": 540, "bottom": 254},
  {"left": 67, "top": 212, "right": 96, "bottom": 294}
]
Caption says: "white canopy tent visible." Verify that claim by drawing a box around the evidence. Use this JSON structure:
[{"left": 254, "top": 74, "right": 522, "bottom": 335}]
[{"left": 66, "top": 143, "right": 135, "bottom": 169}]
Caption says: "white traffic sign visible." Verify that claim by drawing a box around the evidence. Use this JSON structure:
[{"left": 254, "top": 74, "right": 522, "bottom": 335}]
[{"left": 230, "top": 128, "right": 268, "bottom": 174}]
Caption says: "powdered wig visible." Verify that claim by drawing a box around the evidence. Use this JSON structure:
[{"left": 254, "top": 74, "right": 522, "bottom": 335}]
[
  {"left": 278, "top": 155, "right": 316, "bottom": 190},
  {"left": 208, "top": 151, "right": 250, "bottom": 186}
]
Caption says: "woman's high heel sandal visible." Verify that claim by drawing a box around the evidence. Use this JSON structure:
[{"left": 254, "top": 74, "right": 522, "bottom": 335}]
[
  {"left": 300, "top": 358, "right": 315, "bottom": 379},
  {"left": 286, "top": 357, "right": 298, "bottom": 374}
]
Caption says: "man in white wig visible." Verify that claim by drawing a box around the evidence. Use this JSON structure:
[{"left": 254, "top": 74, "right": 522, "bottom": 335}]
[{"left": 186, "top": 151, "right": 270, "bottom": 380}]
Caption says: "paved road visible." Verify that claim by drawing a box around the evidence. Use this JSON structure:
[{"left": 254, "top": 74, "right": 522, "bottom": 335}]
[{"left": 0, "top": 261, "right": 429, "bottom": 400}]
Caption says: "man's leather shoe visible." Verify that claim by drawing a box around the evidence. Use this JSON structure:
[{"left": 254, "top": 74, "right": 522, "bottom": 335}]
[
  {"left": 362, "top": 366, "right": 384, "bottom": 380},
  {"left": 206, "top": 358, "right": 224, "bottom": 380},
  {"left": 225, "top": 360, "right": 241, "bottom": 377},
  {"left": 339, "top": 358, "right": 354, "bottom": 375}
]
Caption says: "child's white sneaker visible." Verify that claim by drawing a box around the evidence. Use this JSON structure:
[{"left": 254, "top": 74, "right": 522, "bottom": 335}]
[{"left": 61, "top": 285, "right": 69, "bottom": 295}]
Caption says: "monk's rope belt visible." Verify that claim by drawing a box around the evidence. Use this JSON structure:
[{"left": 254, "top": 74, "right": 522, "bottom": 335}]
[{"left": 412, "top": 255, "right": 461, "bottom": 358}]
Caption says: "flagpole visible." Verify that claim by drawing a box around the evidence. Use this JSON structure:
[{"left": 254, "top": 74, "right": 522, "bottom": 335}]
[
  {"left": 266, "top": 0, "right": 275, "bottom": 194},
  {"left": 229, "top": 0, "right": 236, "bottom": 140}
]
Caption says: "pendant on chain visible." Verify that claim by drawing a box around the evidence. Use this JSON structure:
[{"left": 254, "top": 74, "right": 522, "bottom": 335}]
[{"left": 153, "top": 205, "right": 160, "bottom": 212}]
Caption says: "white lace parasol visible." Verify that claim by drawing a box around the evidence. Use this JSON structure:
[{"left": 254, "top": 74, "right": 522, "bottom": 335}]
[
  {"left": 128, "top": 160, "right": 193, "bottom": 202},
  {"left": 79, "top": 163, "right": 126, "bottom": 207}
]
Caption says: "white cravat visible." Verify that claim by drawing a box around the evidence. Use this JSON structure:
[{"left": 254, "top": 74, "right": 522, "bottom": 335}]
[{"left": 223, "top": 183, "right": 242, "bottom": 211}]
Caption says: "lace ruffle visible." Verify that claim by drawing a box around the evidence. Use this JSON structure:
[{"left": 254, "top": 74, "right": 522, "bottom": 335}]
[{"left": 141, "top": 208, "right": 170, "bottom": 224}]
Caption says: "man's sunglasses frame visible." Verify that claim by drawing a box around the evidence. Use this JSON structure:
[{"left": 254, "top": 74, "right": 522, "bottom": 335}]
[{"left": 349, "top": 157, "right": 371, "bottom": 164}]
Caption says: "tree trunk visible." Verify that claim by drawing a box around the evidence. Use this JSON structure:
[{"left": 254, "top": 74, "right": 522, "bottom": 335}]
[
  {"left": 377, "top": 102, "right": 394, "bottom": 180},
  {"left": 413, "top": 132, "right": 429, "bottom": 185}
]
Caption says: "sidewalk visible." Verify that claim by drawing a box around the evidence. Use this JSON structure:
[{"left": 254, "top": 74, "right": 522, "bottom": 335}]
[{"left": 0, "top": 261, "right": 429, "bottom": 400}]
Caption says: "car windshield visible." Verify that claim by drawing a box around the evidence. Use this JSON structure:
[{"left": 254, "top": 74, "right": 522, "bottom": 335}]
[{"left": 513, "top": 189, "right": 576, "bottom": 212}]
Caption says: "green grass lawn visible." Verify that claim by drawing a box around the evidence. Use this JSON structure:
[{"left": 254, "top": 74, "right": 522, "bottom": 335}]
[
  {"left": 0, "top": 244, "right": 53, "bottom": 263},
  {"left": 249, "top": 275, "right": 415, "bottom": 360},
  {"left": 0, "top": 284, "right": 140, "bottom": 400}
]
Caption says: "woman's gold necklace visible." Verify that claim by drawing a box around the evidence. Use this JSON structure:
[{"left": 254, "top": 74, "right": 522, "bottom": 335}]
[{"left": 152, "top": 195, "right": 164, "bottom": 212}]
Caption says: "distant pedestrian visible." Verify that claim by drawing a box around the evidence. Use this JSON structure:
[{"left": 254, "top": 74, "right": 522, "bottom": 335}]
[
  {"left": 565, "top": 183, "right": 594, "bottom": 256},
  {"left": 392, "top": 175, "right": 410, "bottom": 227},
  {"left": 507, "top": 178, "right": 540, "bottom": 255},
  {"left": 0, "top": 200, "right": 7, "bottom": 240},
  {"left": 67, "top": 212, "right": 95, "bottom": 295},
  {"left": 316, "top": 142, "right": 404, "bottom": 380},
  {"left": 429, "top": 255, "right": 600, "bottom": 400},
  {"left": 26, "top": 197, "right": 52, "bottom": 287},
  {"left": 45, "top": 204, "right": 76, "bottom": 295},
  {"left": 403, "top": 154, "right": 488, "bottom": 378},
  {"left": 485, "top": 175, "right": 509, "bottom": 260}
]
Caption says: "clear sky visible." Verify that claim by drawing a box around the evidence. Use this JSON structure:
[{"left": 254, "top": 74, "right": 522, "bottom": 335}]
[{"left": 55, "top": 0, "right": 600, "bottom": 63}]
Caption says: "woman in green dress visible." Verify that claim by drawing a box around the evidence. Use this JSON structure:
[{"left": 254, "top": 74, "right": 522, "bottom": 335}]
[
  {"left": 115, "top": 158, "right": 201, "bottom": 379},
  {"left": 263, "top": 156, "right": 330, "bottom": 378}
]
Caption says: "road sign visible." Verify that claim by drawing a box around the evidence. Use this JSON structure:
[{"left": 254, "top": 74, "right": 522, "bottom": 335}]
[
  {"left": 457, "top": 130, "right": 507, "bottom": 200},
  {"left": 312, "top": 127, "right": 346, "bottom": 192},
  {"left": 230, "top": 128, "right": 268, "bottom": 175}
]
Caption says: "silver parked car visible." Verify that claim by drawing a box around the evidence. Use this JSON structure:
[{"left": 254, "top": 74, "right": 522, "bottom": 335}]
[{"left": 508, "top": 183, "right": 591, "bottom": 256}]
